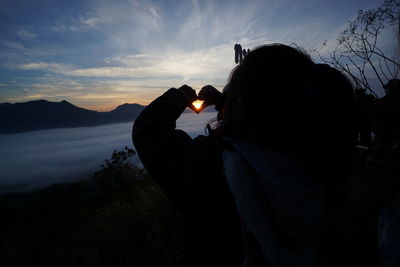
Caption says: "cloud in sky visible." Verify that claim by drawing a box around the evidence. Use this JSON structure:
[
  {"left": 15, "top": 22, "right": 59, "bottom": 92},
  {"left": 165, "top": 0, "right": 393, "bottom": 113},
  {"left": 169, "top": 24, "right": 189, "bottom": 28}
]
[
  {"left": 0, "top": 0, "right": 390, "bottom": 110},
  {"left": 17, "top": 44, "right": 233, "bottom": 80},
  {"left": 15, "top": 29, "right": 37, "bottom": 40},
  {"left": 0, "top": 111, "right": 216, "bottom": 195}
]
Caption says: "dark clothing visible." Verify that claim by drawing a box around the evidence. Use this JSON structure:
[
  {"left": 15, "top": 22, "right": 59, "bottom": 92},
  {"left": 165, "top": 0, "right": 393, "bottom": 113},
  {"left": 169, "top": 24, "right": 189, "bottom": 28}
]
[
  {"left": 223, "top": 139, "right": 325, "bottom": 266},
  {"left": 132, "top": 88, "right": 244, "bottom": 266},
  {"left": 375, "top": 93, "right": 400, "bottom": 145}
]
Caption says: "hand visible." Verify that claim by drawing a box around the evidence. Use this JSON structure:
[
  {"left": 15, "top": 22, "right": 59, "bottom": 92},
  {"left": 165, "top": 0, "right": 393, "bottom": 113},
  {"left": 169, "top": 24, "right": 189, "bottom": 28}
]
[
  {"left": 178, "top": 85, "right": 199, "bottom": 113},
  {"left": 178, "top": 84, "right": 197, "bottom": 104},
  {"left": 198, "top": 85, "right": 222, "bottom": 108}
]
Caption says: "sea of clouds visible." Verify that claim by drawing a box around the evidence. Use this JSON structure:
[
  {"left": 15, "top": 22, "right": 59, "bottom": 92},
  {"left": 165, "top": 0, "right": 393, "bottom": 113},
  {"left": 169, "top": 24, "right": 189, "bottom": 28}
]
[{"left": 0, "top": 112, "right": 217, "bottom": 194}]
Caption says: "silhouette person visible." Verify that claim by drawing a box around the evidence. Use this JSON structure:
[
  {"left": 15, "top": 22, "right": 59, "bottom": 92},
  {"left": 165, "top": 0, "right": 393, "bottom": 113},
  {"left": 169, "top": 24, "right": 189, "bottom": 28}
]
[
  {"left": 375, "top": 79, "right": 400, "bottom": 146},
  {"left": 234, "top": 43, "right": 243, "bottom": 64},
  {"left": 132, "top": 44, "right": 357, "bottom": 266}
]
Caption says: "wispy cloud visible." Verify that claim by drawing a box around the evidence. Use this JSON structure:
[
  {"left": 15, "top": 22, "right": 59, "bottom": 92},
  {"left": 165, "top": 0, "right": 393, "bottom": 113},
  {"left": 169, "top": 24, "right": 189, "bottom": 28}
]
[
  {"left": 69, "top": 45, "right": 233, "bottom": 80},
  {"left": 17, "top": 43, "right": 236, "bottom": 83},
  {"left": 1, "top": 40, "right": 50, "bottom": 57},
  {"left": 15, "top": 29, "right": 37, "bottom": 40},
  {"left": 50, "top": 15, "right": 111, "bottom": 32},
  {"left": 19, "top": 62, "right": 73, "bottom": 73}
]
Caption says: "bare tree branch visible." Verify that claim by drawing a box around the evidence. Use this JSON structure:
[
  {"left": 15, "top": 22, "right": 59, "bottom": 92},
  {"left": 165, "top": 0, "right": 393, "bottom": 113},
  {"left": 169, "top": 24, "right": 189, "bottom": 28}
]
[
  {"left": 372, "top": 48, "right": 400, "bottom": 66},
  {"left": 314, "top": 0, "right": 400, "bottom": 96},
  {"left": 378, "top": 57, "right": 392, "bottom": 80}
]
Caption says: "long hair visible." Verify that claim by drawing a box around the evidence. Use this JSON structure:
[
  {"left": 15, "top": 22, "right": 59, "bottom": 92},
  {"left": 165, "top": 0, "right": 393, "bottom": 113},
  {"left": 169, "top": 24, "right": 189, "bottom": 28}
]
[{"left": 213, "top": 43, "right": 357, "bottom": 185}]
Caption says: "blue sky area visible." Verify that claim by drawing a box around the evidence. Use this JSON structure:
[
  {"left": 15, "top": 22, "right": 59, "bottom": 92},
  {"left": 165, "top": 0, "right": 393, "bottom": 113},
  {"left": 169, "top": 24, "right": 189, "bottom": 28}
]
[{"left": 0, "top": 0, "right": 393, "bottom": 111}]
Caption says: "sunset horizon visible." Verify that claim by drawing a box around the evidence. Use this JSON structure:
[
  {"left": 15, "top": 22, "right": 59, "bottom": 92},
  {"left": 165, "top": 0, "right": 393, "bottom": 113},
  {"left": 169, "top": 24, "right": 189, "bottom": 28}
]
[{"left": 1, "top": 0, "right": 391, "bottom": 111}]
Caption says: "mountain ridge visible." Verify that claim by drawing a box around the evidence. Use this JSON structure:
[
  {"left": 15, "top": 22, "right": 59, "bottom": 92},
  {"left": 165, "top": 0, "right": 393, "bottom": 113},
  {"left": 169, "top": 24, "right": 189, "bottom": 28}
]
[{"left": 0, "top": 99, "right": 146, "bottom": 134}]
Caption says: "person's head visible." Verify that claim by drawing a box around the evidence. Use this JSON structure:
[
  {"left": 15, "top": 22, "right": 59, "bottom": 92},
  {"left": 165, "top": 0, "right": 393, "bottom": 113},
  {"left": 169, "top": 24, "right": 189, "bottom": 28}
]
[{"left": 218, "top": 43, "right": 357, "bottom": 181}]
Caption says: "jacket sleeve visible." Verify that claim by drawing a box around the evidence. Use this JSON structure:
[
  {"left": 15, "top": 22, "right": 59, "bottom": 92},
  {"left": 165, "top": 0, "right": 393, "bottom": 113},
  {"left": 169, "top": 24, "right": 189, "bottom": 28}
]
[{"left": 132, "top": 88, "right": 199, "bottom": 210}]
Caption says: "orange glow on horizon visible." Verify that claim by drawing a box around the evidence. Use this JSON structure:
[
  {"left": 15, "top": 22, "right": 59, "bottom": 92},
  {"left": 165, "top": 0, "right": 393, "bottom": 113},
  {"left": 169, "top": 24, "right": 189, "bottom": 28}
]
[{"left": 192, "top": 100, "right": 204, "bottom": 110}]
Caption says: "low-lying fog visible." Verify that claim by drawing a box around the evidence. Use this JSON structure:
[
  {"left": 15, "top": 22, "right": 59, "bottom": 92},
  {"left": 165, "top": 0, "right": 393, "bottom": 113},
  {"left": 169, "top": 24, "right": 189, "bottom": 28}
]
[{"left": 0, "top": 112, "right": 217, "bottom": 194}]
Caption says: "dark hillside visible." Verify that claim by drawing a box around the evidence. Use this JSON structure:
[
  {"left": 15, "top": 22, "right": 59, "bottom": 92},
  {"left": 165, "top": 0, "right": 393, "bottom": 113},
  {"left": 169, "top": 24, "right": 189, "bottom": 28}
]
[{"left": 0, "top": 100, "right": 145, "bottom": 134}]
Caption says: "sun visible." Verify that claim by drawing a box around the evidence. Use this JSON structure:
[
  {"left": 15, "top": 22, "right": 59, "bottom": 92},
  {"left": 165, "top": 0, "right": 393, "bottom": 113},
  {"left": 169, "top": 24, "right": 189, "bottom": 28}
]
[{"left": 192, "top": 100, "right": 204, "bottom": 111}]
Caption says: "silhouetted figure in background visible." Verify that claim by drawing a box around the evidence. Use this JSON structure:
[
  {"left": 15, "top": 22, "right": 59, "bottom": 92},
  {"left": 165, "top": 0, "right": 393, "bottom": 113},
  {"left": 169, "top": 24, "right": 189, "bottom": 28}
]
[
  {"left": 234, "top": 44, "right": 251, "bottom": 64},
  {"left": 375, "top": 79, "right": 400, "bottom": 146},
  {"left": 132, "top": 44, "right": 357, "bottom": 266},
  {"left": 354, "top": 88, "right": 375, "bottom": 146},
  {"left": 234, "top": 43, "right": 242, "bottom": 64}
]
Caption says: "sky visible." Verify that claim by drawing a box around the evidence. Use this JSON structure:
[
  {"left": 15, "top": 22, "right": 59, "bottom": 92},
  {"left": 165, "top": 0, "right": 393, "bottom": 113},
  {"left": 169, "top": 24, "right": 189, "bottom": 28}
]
[{"left": 0, "top": 0, "right": 391, "bottom": 111}]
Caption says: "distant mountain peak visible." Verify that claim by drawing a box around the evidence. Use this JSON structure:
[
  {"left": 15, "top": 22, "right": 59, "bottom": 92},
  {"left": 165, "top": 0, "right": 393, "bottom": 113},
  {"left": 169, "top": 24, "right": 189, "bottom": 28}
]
[
  {"left": 115, "top": 103, "right": 132, "bottom": 108},
  {"left": 112, "top": 103, "right": 140, "bottom": 111},
  {"left": 60, "top": 100, "right": 74, "bottom": 105}
]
